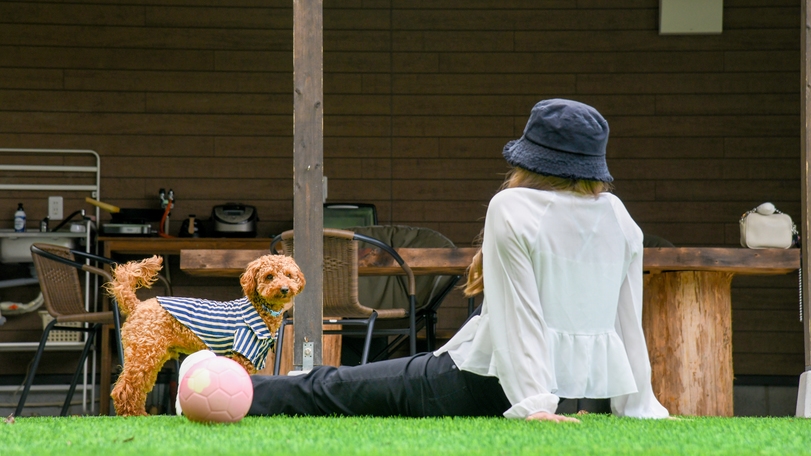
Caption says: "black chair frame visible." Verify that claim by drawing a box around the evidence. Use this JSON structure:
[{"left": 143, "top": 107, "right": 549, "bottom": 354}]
[
  {"left": 270, "top": 231, "right": 416, "bottom": 375},
  {"left": 363, "top": 273, "right": 461, "bottom": 362}
]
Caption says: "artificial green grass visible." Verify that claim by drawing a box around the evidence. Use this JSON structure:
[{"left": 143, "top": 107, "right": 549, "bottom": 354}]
[{"left": 2, "top": 414, "right": 811, "bottom": 455}]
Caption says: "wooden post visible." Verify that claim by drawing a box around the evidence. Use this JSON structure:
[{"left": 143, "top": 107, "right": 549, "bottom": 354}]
[
  {"left": 643, "top": 271, "right": 734, "bottom": 416},
  {"left": 292, "top": 0, "right": 323, "bottom": 371},
  {"left": 798, "top": 0, "right": 811, "bottom": 417},
  {"left": 804, "top": 0, "right": 811, "bottom": 376}
]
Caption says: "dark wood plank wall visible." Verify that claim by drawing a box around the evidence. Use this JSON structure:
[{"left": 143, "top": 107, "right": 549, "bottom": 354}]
[{"left": 0, "top": 0, "right": 802, "bottom": 376}]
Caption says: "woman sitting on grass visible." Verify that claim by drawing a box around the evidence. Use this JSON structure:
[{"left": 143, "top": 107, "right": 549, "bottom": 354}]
[{"left": 223, "top": 98, "right": 668, "bottom": 422}]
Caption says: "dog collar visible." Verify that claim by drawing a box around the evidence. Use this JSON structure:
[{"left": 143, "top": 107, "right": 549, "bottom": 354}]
[{"left": 262, "top": 304, "right": 282, "bottom": 318}]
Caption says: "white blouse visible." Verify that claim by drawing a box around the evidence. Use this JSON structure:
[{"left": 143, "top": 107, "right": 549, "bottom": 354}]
[{"left": 435, "top": 187, "right": 669, "bottom": 419}]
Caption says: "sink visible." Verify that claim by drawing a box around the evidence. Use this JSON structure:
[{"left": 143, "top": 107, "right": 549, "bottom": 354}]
[{"left": 0, "top": 230, "right": 84, "bottom": 263}]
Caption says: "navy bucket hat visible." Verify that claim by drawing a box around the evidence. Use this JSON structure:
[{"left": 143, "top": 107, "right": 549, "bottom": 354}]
[{"left": 503, "top": 99, "right": 613, "bottom": 182}]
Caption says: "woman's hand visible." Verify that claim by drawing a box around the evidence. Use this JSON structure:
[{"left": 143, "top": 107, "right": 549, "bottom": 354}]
[{"left": 526, "top": 411, "right": 581, "bottom": 423}]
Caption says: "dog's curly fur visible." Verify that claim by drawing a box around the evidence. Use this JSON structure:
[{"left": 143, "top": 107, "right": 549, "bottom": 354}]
[{"left": 106, "top": 254, "right": 305, "bottom": 417}]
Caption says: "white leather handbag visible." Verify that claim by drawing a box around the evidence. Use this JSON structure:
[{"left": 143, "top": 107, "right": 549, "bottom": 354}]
[{"left": 739, "top": 202, "right": 797, "bottom": 249}]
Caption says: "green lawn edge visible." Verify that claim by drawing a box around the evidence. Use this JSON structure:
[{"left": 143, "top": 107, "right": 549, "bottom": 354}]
[{"left": 3, "top": 414, "right": 811, "bottom": 455}]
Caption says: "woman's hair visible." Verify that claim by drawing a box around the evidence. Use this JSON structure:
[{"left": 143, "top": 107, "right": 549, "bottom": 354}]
[{"left": 462, "top": 167, "right": 613, "bottom": 297}]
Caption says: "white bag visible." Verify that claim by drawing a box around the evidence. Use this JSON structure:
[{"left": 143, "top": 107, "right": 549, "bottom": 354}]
[{"left": 739, "top": 202, "right": 796, "bottom": 249}]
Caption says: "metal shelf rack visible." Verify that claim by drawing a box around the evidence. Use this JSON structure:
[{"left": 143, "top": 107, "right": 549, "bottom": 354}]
[{"left": 0, "top": 148, "right": 102, "bottom": 414}]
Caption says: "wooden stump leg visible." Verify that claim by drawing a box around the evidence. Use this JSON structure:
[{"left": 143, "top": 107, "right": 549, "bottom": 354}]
[{"left": 643, "top": 271, "right": 734, "bottom": 416}]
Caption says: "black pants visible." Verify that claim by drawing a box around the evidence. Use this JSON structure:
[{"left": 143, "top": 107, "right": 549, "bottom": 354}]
[{"left": 249, "top": 351, "right": 511, "bottom": 417}]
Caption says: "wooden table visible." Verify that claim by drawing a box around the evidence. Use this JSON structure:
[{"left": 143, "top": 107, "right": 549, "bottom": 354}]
[
  {"left": 179, "top": 246, "right": 800, "bottom": 417},
  {"left": 639, "top": 248, "right": 799, "bottom": 417}
]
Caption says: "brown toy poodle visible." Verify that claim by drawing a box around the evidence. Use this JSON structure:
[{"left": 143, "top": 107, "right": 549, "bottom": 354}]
[{"left": 106, "top": 254, "right": 305, "bottom": 417}]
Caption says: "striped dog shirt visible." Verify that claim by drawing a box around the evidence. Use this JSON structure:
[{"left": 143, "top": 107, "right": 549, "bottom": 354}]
[{"left": 158, "top": 296, "right": 275, "bottom": 370}]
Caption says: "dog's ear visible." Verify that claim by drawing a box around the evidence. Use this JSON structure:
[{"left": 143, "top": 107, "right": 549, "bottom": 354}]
[{"left": 239, "top": 258, "right": 260, "bottom": 297}]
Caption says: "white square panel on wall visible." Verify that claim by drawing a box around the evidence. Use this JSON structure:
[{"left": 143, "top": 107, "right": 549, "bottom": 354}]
[{"left": 659, "top": 0, "right": 723, "bottom": 35}]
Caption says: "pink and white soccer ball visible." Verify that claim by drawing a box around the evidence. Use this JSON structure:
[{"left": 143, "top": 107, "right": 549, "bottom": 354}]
[{"left": 178, "top": 356, "right": 253, "bottom": 423}]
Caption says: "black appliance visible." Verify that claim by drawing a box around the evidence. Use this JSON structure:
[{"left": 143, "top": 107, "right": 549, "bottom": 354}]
[{"left": 211, "top": 203, "right": 257, "bottom": 237}]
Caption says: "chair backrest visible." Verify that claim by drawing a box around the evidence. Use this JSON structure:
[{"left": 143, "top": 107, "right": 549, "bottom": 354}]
[
  {"left": 275, "top": 228, "right": 376, "bottom": 319},
  {"left": 323, "top": 203, "right": 378, "bottom": 229},
  {"left": 31, "top": 243, "right": 88, "bottom": 318},
  {"left": 349, "top": 225, "right": 457, "bottom": 313},
  {"left": 643, "top": 233, "right": 675, "bottom": 247}
]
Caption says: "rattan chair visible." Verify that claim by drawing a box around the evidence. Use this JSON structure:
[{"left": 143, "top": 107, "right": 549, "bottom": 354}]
[
  {"left": 270, "top": 228, "right": 416, "bottom": 374},
  {"left": 15, "top": 243, "right": 127, "bottom": 417}
]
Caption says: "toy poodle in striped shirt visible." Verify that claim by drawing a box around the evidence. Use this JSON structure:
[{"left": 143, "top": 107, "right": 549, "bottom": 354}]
[{"left": 106, "top": 254, "right": 305, "bottom": 417}]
